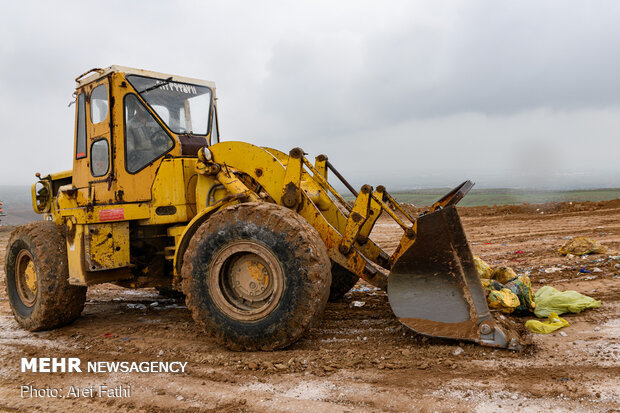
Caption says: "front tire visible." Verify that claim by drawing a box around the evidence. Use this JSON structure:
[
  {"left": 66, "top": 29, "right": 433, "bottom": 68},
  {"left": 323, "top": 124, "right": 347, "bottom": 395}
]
[
  {"left": 181, "top": 202, "right": 331, "bottom": 350},
  {"left": 4, "top": 221, "right": 86, "bottom": 331}
]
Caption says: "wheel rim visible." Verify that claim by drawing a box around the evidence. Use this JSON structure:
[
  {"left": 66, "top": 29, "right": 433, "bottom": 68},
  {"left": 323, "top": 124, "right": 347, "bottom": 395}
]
[
  {"left": 209, "top": 240, "right": 284, "bottom": 321},
  {"left": 15, "top": 250, "right": 37, "bottom": 307}
]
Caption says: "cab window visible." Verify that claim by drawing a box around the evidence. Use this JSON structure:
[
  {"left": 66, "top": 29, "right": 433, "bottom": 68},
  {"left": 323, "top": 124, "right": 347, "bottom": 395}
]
[
  {"left": 91, "top": 139, "right": 109, "bottom": 177},
  {"left": 124, "top": 94, "right": 174, "bottom": 173},
  {"left": 90, "top": 84, "right": 109, "bottom": 124},
  {"left": 76, "top": 93, "right": 87, "bottom": 158}
]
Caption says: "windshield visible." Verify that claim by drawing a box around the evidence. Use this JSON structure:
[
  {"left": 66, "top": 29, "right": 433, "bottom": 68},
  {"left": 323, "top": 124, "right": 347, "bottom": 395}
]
[{"left": 126, "top": 75, "right": 212, "bottom": 135}]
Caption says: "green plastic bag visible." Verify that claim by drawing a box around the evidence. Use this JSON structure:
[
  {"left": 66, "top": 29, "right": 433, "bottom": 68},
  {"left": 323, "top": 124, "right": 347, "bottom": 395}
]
[
  {"left": 525, "top": 312, "right": 570, "bottom": 334},
  {"left": 533, "top": 286, "right": 601, "bottom": 318},
  {"left": 505, "top": 275, "right": 536, "bottom": 313}
]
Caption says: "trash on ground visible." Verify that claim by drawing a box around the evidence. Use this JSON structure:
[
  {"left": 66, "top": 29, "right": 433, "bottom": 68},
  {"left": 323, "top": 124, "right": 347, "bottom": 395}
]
[
  {"left": 127, "top": 303, "right": 147, "bottom": 310},
  {"left": 474, "top": 255, "right": 493, "bottom": 279},
  {"left": 504, "top": 275, "right": 536, "bottom": 313},
  {"left": 492, "top": 266, "right": 518, "bottom": 284},
  {"left": 559, "top": 237, "right": 608, "bottom": 256},
  {"left": 476, "top": 256, "right": 532, "bottom": 314},
  {"left": 533, "top": 286, "right": 601, "bottom": 318},
  {"left": 487, "top": 288, "right": 521, "bottom": 314},
  {"left": 351, "top": 301, "right": 366, "bottom": 308},
  {"left": 525, "top": 312, "right": 569, "bottom": 334},
  {"left": 544, "top": 267, "right": 562, "bottom": 273}
]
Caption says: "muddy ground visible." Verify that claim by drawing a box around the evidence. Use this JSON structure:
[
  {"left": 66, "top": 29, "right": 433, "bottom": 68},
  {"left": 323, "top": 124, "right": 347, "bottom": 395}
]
[{"left": 0, "top": 201, "right": 619, "bottom": 412}]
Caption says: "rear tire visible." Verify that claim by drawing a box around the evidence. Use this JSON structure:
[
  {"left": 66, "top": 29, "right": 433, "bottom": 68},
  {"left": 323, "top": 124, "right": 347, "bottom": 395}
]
[
  {"left": 328, "top": 262, "right": 359, "bottom": 301},
  {"left": 4, "top": 221, "right": 86, "bottom": 331},
  {"left": 181, "top": 202, "right": 331, "bottom": 350}
]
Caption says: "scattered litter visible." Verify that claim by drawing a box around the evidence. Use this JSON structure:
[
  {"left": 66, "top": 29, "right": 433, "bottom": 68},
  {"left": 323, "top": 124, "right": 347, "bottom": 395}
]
[
  {"left": 453, "top": 347, "right": 464, "bottom": 356},
  {"left": 492, "top": 267, "right": 518, "bottom": 284},
  {"left": 533, "top": 286, "right": 601, "bottom": 318},
  {"left": 127, "top": 303, "right": 147, "bottom": 310},
  {"left": 176, "top": 395, "right": 184, "bottom": 401},
  {"left": 474, "top": 256, "right": 493, "bottom": 279},
  {"left": 351, "top": 301, "right": 366, "bottom": 308},
  {"left": 592, "top": 267, "right": 603, "bottom": 273},
  {"left": 504, "top": 275, "right": 536, "bottom": 313},
  {"left": 487, "top": 288, "right": 521, "bottom": 314},
  {"left": 594, "top": 327, "right": 601, "bottom": 332},
  {"left": 559, "top": 237, "right": 608, "bottom": 256},
  {"left": 120, "top": 337, "right": 135, "bottom": 342},
  {"left": 525, "top": 312, "right": 569, "bottom": 334},
  {"left": 150, "top": 302, "right": 159, "bottom": 307},
  {"left": 100, "top": 332, "right": 117, "bottom": 338},
  {"left": 514, "top": 250, "right": 524, "bottom": 254},
  {"left": 559, "top": 331, "right": 568, "bottom": 337},
  {"left": 579, "top": 268, "right": 591, "bottom": 274}
]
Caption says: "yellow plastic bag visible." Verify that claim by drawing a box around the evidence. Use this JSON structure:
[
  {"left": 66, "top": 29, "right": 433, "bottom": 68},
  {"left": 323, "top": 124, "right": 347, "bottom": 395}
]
[
  {"left": 474, "top": 256, "right": 493, "bottom": 279},
  {"left": 534, "top": 286, "right": 601, "bottom": 318},
  {"left": 487, "top": 288, "right": 521, "bottom": 314},
  {"left": 491, "top": 266, "right": 518, "bottom": 284},
  {"left": 525, "top": 312, "right": 569, "bottom": 334},
  {"left": 559, "top": 236, "right": 608, "bottom": 256}
]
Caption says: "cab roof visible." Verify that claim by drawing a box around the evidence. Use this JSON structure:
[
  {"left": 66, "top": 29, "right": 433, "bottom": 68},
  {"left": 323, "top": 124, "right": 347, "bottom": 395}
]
[{"left": 75, "top": 65, "right": 216, "bottom": 89}]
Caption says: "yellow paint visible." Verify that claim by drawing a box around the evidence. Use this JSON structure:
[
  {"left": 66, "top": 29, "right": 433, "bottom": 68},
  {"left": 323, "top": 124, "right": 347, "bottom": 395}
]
[
  {"left": 83, "top": 222, "right": 130, "bottom": 271},
  {"left": 247, "top": 261, "right": 269, "bottom": 285},
  {"left": 24, "top": 261, "right": 37, "bottom": 293}
]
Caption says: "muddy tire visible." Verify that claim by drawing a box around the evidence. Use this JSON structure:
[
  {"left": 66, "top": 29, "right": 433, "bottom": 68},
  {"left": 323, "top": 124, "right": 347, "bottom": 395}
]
[
  {"left": 181, "top": 202, "right": 331, "bottom": 350},
  {"left": 4, "top": 221, "right": 86, "bottom": 331},
  {"left": 328, "top": 262, "right": 359, "bottom": 301}
]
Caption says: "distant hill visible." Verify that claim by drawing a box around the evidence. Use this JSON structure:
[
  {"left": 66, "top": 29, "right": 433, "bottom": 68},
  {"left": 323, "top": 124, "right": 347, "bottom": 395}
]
[{"left": 0, "top": 186, "right": 39, "bottom": 225}]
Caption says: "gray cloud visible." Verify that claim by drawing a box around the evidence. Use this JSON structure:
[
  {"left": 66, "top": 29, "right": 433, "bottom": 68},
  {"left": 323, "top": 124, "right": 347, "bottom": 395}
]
[{"left": 0, "top": 0, "right": 619, "bottom": 190}]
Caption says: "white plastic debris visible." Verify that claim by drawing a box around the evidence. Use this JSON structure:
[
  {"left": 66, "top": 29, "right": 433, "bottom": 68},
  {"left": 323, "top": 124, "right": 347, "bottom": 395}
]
[
  {"left": 127, "top": 303, "right": 147, "bottom": 310},
  {"left": 559, "top": 331, "right": 568, "bottom": 337},
  {"left": 453, "top": 347, "right": 464, "bottom": 356},
  {"left": 545, "top": 267, "right": 562, "bottom": 273},
  {"left": 351, "top": 301, "right": 366, "bottom": 308}
]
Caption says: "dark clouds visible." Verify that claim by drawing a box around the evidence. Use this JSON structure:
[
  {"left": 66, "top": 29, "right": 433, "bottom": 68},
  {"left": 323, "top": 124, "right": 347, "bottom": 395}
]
[{"left": 1, "top": 1, "right": 619, "bottom": 189}]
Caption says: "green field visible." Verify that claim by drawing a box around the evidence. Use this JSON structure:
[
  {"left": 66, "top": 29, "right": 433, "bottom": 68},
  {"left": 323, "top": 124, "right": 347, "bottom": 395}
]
[{"left": 345, "top": 188, "right": 620, "bottom": 207}]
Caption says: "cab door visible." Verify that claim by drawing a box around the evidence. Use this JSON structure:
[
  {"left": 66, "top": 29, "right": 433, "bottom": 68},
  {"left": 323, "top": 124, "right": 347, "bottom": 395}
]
[
  {"left": 86, "top": 78, "right": 115, "bottom": 205},
  {"left": 73, "top": 77, "right": 115, "bottom": 206}
]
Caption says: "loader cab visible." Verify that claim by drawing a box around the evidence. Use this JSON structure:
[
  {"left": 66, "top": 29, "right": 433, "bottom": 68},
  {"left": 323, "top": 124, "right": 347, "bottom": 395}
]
[{"left": 71, "top": 66, "right": 218, "bottom": 205}]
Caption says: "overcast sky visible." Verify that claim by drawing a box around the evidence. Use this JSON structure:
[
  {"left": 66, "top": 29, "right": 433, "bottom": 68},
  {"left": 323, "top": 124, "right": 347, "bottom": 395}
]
[{"left": 1, "top": 0, "right": 619, "bottom": 189}]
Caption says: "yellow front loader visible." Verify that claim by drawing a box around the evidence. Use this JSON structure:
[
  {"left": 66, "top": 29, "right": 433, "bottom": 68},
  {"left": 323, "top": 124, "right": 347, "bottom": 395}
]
[{"left": 5, "top": 66, "right": 521, "bottom": 350}]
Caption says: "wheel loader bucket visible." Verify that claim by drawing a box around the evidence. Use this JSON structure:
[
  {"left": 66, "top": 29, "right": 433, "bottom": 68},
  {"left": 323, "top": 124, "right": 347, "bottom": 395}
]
[{"left": 388, "top": 205, "right": 521, "bottom": 349}]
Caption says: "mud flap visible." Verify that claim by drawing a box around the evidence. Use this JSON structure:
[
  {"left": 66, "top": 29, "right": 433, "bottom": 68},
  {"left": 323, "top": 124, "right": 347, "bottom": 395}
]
[{"left": 388, "top": 206, "right": 521, "bottom": 349}]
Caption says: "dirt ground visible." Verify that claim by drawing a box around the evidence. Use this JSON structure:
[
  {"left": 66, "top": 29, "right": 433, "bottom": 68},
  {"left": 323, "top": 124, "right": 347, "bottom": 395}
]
[{"left": 0, "top": 201, "right": 619, "bottom": 412}]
